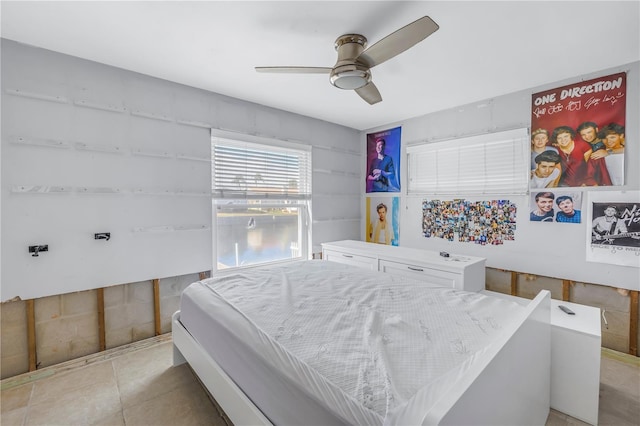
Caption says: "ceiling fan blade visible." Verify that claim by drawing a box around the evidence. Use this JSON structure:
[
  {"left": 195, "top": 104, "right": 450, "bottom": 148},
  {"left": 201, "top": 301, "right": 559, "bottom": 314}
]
[
  {"left": 357, "top": 16, "right": 439, "bottom": 68},
  {"left": 255, "top": 66, "right": 332, "bottom": 74},
  {"left": 355, "top": 82, "right": 382, "bottom": 105}
]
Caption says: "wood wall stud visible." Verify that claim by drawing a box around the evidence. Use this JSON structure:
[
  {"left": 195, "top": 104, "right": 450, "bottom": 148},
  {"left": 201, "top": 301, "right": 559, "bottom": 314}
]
[
  {"left": 153, "top": 279, "right": 161, "bottom": 336},
  {"left": 510, "top": 271, "right": 518, "bottom": 296},
  {"left": 26, "top": 299, "right": 37, "bottom": 371},
  {"left": 630, "top": 290, "right": 638, "bottom": 357},
  {"left": 97, "top": 288, "right": 106, "bottom": 351},
  {"left": 562, "top": 280, "right": 572, "bottom": 301}
]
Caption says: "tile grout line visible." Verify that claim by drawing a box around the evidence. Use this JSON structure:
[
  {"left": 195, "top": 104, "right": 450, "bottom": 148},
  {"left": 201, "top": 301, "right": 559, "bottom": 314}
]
[
  {"left": 111, "top": 358, "right": 127, "bottom": 426},
  {"left": 1, "top": 334, "right": 172, "bottom": 391},
  {"left": 24, "top": 377, "right": 36, "bottom": 426}
]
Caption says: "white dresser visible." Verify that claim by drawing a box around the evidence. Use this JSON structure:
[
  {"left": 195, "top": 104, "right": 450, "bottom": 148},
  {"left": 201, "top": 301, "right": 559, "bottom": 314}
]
[
  {"left": 321, "top": 240, "right": 486, "bottom": 292},
  {"left": 481, "top": 290, "right": 601, "bottom": 425}
]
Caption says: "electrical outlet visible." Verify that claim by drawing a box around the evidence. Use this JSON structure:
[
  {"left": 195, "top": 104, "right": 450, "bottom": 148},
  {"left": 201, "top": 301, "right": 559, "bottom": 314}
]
[
  {"left": 28, "top": 245, "right": 49, "bottom": 256},
  {"left": 94, "top": 232, "right": 111, "bottom": 241}
]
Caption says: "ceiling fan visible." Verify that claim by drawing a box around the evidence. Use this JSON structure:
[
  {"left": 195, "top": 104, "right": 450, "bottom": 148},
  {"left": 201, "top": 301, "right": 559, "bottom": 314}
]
[{"left": 255, "top": 16, "right": 439, "bottom": 105}]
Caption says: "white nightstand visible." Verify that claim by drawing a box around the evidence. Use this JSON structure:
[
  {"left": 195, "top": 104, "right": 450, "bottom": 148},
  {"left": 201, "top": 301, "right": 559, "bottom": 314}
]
[
  {"left": 549, "top": 299, "right": 601, "bottom": 425},
  {"left": 481, "top": 291, "right": 601, "bottom": 425}
]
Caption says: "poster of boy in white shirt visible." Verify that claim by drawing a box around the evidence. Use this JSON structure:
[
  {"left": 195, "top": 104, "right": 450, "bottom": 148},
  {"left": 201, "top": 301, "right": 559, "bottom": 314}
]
[{"left": 531, "top": 150, "right": 562, "bottom": 188}]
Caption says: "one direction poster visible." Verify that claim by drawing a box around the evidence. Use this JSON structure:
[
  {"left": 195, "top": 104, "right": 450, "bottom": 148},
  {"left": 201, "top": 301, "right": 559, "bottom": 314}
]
[
  {"left": 366, "top": 126, "right": 401, "bottom": 193},
  {"left": 586, "top": 191, "right": 640, "bottom": 267},
  {"left": 530, "top": 72, "right": 626, "bottom": 187},
  {"left": 366, "top": 196, "right": 399, "bottom": 246}
]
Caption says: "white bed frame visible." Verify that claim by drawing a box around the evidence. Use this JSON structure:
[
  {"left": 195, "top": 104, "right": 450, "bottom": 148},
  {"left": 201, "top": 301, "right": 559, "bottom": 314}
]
[{"left": 172, "top": 290, "right": 551, "bottom": 425}]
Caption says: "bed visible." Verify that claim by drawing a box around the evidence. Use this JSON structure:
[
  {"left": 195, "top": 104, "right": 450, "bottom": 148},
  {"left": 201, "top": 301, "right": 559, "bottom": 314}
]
[{"left": 172, "top": 259, "right": 551, "bottom": 425}]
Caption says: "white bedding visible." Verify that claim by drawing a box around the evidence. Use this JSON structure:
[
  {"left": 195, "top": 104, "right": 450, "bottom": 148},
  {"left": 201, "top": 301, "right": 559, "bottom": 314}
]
[{"left": 179, "top": 260, "right": 525, "bottom": 425}]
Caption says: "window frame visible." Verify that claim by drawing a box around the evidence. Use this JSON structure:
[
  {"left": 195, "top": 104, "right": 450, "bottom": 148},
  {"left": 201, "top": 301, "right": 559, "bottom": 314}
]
[
  {"left": 211, "top": 129, "right": 312, "bottom": 272},
  {"left": 406, "top": 128, "right": 530, "bottom": 196}
]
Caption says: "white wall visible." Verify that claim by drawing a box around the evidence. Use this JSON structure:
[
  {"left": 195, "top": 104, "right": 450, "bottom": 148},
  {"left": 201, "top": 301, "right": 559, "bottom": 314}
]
[
  {"left": 362, "top": 62, "right": 640, "bottom": 291},
  {"left": 1, "top": 39, "right": 360, "bottom": 301}
]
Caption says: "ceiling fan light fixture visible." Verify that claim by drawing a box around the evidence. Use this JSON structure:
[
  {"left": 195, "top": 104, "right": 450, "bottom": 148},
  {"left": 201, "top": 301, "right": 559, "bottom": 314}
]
[
  {"left": 330, "top": 69, "right": 371, "bottom": 90},
  {"left": 256, "top": 16, "right": 439, "bottom": 104}
]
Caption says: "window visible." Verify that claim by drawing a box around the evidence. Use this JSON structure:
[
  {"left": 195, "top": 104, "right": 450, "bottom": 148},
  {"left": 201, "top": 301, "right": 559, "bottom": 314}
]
[
  {"left": 211, "top": 130, "right": 312, "bottom": 270},
  {"left": 406, "top": 128, "right": 529, "bottom": 195}
]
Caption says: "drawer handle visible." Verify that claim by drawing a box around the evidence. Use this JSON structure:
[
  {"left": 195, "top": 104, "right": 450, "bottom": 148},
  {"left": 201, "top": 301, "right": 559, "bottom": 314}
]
[
  {"left": 342, "top": 254, "right": 353, "bottom": 258},
  {"left": 408, "top": 266, "right": 424, "bottom": 272}
]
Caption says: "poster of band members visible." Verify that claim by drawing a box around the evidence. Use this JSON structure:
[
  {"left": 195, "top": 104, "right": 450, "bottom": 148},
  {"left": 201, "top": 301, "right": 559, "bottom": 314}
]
[
  {"left": 366, "top": 196, "right": 399, "bottom": 246},
  {"left": 422, "top": 199, "right": 516, "bottom": 245},
  {"left": 529, "top": 190, "right": 583, "bottom": 223},
  {"left": 586, "top": 191, "right": 640, "bottom": 267},
  {"left": 530, "top": 72, "right": 626, "bottom": 188},
  {"left": 366, "top": 126, "right": 401, "bottom": 193}
]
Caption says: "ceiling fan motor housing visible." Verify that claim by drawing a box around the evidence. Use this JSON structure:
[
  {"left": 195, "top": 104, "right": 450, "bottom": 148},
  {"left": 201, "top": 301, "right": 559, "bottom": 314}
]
[{"left": 330, "top": 34, "right": 371, "bottom": 90}]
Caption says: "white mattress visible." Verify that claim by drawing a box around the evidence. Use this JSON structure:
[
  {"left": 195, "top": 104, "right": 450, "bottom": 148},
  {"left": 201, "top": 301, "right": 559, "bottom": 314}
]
[{"left": 179, "top": 260, "right": 525, "bottom": 425}]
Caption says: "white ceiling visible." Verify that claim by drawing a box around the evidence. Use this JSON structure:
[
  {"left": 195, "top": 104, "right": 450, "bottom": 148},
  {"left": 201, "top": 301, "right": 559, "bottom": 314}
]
[{"left": 2, "top": 1, "right": 639, "bottom": 131}]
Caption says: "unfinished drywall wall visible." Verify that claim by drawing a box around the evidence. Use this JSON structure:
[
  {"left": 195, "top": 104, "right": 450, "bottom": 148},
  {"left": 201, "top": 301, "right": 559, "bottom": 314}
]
[
  {"left": 3, "top": 266, "right": 637, "bottom": 379},
  {"left": 485, "top": 269, "right": 636, "bottom": 354},
  {"left": 0, "top": 271, "right": 205, "bottom": 378},
  {"left": 362, "top": 62, "right": 640, "bottom": 292},
  {"left": 1, "top": 39, "right": 361, "bottom": 301}
]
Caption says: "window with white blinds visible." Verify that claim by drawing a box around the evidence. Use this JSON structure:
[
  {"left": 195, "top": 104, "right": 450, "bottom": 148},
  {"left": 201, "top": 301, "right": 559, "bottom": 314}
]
[
  {"left": 212, "top": 135, "right": 312, "bottom": 200},
  {"left": 407, "top": 128, "right": 529, "bottom": 195}
]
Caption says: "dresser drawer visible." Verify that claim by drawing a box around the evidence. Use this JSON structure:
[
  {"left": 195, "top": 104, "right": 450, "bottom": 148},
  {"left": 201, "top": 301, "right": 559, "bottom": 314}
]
[
  {"left": 322, "top": 249, "right": 377, "bottom": 270},
  {"left": 379, "top": 259, "right": 460, "bottom": 288}
]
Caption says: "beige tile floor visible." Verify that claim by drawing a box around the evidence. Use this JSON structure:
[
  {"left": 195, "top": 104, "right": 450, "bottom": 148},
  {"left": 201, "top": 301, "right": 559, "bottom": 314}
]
[{"left": 1, "top": 336, "right": 639, "bottom": 426}]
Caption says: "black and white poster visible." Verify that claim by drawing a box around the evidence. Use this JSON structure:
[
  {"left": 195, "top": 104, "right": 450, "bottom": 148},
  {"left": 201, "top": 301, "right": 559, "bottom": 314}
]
[{"left": 586, "top": 191, "right": 640, "bottom": 267}]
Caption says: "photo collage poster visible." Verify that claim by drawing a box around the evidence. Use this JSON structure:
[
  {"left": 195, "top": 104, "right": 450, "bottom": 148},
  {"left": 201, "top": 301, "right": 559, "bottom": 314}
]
[
  {"left": 365, "top": 196, "right": 399, "bottom": 246},
  {"left": 530, "top": 72, "right": 626, "bottom": 188},
  {"left": 422, "top": 199, "right": 517, "bottom": 245},
  {"left": 529, "top": 190, "right": 583, "bottom": 223},
  {"left": 586, "top": 191, "right": 640, "bottom": 268}
]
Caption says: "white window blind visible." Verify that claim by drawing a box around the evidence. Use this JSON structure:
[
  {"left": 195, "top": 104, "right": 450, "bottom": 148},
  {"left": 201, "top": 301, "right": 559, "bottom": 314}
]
[
  {"left": 407, "top": 128, "right": 529, "bottom": 195},
  {"left": 212, "top": 135, "right": 312, "bottom": 200}
]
